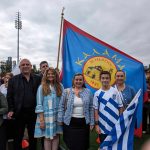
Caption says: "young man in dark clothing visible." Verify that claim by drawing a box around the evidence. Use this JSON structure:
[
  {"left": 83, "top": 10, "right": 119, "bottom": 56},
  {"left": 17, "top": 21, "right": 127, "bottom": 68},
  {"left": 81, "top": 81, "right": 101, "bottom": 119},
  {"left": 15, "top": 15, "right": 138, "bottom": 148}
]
[{"left": 39, "top": 61, "right": 49, "bottom": 78}]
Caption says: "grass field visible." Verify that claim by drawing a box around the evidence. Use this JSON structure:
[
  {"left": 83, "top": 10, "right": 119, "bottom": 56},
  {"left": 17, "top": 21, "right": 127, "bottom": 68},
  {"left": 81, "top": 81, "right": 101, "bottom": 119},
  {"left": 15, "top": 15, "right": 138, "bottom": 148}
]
[
  {"left": 8, "top": 133, "right": 150, "bottom": 150},
  {"left": 35, "top": 131, "right": 150, "bottom": 150},
  {"left": 59, "top": 131, "right": 150, "bottom": 150}
]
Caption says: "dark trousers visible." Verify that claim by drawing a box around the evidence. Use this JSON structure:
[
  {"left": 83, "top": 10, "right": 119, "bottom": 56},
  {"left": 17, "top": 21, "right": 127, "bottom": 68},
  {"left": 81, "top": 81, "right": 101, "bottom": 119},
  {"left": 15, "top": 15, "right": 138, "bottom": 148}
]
[
  {"left": 4, "top": 119, "right": 15, "bottom": 140},
  {"left": 0, "top": 122, "right": 7, "bottom": 150},
  {"left": 142, "top": 102, "right": 150, "bottom": 131},
  {"left": 14, "top": 109, "right": 37, "bottom": 150},
  {"left": 41, "top": 137, "right": 44, "bottom": 150}
]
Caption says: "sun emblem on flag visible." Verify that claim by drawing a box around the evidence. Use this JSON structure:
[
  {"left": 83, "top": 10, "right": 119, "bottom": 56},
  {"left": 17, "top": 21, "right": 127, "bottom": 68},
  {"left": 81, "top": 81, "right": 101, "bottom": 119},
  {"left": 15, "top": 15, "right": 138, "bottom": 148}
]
[{"left": 83, "top": 56, "right": 117, "bottom": 89}]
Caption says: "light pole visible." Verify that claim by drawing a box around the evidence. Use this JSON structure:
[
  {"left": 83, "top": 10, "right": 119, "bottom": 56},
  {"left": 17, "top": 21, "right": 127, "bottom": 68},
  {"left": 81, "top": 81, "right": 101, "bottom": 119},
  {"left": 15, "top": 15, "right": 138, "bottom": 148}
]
[{"left": 15, "top": 11, "right": 22, "bottom": 64}]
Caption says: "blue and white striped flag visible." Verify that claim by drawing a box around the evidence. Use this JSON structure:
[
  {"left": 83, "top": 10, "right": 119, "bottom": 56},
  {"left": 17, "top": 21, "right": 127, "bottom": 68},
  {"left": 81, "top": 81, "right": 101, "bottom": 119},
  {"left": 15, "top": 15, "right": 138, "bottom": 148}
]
[
  {"left": 97, "top": 89, "right": 121, "bottom": 135},
  {"left": 100, "top": 89, "right": 141, "bottom": 150}
]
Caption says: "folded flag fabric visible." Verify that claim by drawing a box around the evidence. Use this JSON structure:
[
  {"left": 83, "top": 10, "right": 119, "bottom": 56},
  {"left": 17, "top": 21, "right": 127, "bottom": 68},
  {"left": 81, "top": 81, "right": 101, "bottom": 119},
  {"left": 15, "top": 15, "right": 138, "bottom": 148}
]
[{"left": 100, "top": 89, "right": 141, "bottom": 150}]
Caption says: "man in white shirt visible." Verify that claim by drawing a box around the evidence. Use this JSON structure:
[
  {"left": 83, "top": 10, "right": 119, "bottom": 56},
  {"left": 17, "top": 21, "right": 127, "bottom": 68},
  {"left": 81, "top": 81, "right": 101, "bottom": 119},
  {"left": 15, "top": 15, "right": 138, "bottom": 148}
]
[{"left": 93, "top": 71, "right": 124, "bottom": 143}]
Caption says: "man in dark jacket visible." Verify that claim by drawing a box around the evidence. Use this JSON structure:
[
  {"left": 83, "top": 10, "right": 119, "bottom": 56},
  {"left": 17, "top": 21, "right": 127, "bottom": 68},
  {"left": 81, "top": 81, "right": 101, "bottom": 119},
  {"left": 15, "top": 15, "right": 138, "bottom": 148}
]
[{"left": 7, "top": 59, "right": 41, "bottom": 150}]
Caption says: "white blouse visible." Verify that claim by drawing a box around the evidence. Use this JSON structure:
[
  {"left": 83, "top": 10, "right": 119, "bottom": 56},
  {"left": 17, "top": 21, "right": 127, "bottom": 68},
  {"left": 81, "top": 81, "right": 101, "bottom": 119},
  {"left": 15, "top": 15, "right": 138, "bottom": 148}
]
[{"left": 72, "top": 95, "right": 84, "bottom": 118}]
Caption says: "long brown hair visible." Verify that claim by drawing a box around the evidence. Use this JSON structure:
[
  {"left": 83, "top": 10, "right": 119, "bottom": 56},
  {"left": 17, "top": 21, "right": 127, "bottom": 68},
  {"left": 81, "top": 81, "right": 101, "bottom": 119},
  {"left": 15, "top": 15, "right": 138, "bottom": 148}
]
[
  {"left": 5, "top": 72, "right": 13, "bottom": 78},
  {"left": 41, "top": 67, "right": 62, "bottom": 96}
]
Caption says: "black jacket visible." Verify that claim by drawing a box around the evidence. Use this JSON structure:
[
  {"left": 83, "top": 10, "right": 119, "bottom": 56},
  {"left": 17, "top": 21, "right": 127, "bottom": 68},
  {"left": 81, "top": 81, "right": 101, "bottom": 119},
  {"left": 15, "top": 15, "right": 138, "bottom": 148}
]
[
  {"left": 7, "top": 73, "right": 41, "bottom": 117},
  {"left": 0, "top": 92, "right": 8, "bottom": 126}
]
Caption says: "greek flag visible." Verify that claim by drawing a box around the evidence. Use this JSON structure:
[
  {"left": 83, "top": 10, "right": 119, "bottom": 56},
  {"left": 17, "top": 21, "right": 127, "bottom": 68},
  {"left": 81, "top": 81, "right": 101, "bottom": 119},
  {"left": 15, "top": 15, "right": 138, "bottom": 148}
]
[
  {"left": 97, "top": 91, "right": 120, "bottom": 135},
  {"left": 100, "top": 89, "right": 141, "bottom": 150}
]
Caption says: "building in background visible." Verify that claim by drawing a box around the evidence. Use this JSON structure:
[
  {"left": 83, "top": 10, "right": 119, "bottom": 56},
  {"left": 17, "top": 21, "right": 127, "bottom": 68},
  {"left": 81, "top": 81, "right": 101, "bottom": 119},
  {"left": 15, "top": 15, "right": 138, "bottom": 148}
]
[{"left": 0, "top": 57, "right": 15, "bottom": 75}]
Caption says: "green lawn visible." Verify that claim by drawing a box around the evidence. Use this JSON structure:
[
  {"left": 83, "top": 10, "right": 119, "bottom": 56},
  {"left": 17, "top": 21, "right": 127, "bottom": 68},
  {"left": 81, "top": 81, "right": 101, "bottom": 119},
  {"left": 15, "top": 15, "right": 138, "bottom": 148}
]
[
  {"left": 36, "top": 131, "right": 150, "bottom": 150},
  {"left": 59, "top": 131, "right": 150, "bottom": 150},
  {"left": 9, "top": 132, "right": 150, "bottom": 150},
  {"left": 8, "top": 131, "right": 150, "bottom": 150}
]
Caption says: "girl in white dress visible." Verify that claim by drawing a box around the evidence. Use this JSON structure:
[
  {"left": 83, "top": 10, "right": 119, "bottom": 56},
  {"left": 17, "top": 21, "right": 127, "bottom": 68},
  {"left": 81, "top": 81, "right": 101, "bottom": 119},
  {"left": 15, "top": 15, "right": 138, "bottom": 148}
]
[{"left": 34, "top": 67, "right": 63, "bottom": 150}]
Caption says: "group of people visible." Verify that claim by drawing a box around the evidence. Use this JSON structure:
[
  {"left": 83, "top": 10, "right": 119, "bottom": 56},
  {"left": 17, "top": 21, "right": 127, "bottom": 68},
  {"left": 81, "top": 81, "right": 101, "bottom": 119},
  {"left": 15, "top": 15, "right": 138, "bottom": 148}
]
[{"left": 0, "top": 58, "right": 137, "bottom": 150}]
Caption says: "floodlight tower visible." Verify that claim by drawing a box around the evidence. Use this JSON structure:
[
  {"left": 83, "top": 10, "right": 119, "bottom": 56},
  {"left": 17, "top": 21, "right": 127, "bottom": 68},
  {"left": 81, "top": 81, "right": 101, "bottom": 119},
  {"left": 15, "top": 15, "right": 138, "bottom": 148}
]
[{"left": 15, "top": 11, "right": 22, "bottom": 64}]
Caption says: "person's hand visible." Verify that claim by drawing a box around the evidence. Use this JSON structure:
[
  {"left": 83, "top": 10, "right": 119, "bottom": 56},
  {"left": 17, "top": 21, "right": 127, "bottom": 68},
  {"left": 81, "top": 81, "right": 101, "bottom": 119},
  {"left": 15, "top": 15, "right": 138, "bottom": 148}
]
[
  {"left": 95, "top": 125, "right": 101, "bottom": 134},
  {"left": 40, "top": 120, "right": 45, "bottom": 129},
  {"left": 7, "top": 111, "right": 14, "bottom": 119},
  {"left": 57, "top": 122, "right": 63, "bottom": 125},
  {"left": 90, "top": 125, "right": 94, "bottom": 131}
]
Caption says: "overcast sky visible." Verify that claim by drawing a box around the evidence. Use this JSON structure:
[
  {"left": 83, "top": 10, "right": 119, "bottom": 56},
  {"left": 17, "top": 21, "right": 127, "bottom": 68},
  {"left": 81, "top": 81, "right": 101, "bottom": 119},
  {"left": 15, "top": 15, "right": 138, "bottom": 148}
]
[{"left": 0, "top": 0, "right": 149, "bottom": 69}]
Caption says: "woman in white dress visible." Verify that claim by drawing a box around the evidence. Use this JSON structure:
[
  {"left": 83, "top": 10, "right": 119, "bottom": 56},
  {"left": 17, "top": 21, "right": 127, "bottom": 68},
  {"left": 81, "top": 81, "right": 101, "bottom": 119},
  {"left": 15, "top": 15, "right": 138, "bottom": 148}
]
[{"left": 34, "top": 67, "right": 63, "bottom": 150}]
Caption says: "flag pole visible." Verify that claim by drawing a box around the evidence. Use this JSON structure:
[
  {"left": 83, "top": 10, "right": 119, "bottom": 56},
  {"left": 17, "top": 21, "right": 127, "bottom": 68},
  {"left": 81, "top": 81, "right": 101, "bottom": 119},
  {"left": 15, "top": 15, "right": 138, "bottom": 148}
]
[{"left": 56, "top": 7, "right": 65, "bottom": 69}]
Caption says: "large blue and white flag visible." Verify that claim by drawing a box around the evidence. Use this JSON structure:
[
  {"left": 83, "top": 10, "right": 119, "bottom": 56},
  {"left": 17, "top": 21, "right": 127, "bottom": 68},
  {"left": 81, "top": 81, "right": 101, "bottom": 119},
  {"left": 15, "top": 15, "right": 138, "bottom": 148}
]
[
  {"left": 61, "top": 19, "right": 147, "bottom": 136},
  {"left": 96, "top": 89, "right": 121, "bottom": 135},
  {"left": 100, "top": 89, "right": 141, "bottom": 150}
]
